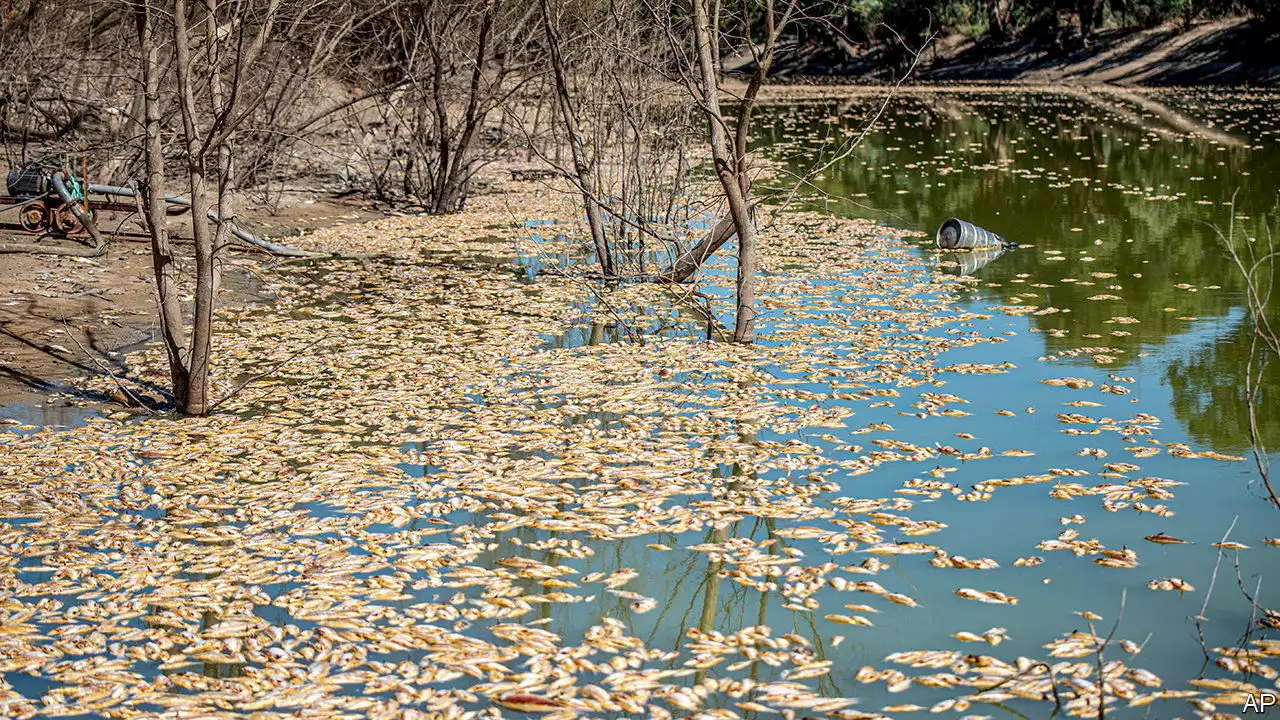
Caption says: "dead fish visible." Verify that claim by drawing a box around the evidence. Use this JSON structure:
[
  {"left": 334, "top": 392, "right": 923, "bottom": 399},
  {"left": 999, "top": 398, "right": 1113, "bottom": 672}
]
[
  {"left": 496, "top": 693, "right": 573, "bottom": 714},
  {"left": 1144, "top": 532, "right": 1187, "bottom": 545}
]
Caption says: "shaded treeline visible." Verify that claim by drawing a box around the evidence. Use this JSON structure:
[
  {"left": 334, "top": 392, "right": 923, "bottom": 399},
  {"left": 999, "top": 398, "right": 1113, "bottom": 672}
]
[{"left": 825, "top": 0, "right": 1277, "bottom": 66}]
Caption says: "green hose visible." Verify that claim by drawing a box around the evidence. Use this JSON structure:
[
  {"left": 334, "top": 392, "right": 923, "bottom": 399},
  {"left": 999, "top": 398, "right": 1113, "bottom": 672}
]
[{"left": 63, "top": 174, "right": 84, "bottom": 201}]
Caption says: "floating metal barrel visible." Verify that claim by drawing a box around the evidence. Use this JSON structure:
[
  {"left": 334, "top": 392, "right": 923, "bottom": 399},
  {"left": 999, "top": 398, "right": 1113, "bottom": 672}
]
[{"left": 936, "top": 217, "right": 1004, "bottom": 250}]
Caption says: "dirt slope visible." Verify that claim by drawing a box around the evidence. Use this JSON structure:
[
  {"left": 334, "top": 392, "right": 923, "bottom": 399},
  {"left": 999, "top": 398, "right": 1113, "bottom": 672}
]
[{"left": 922, "top": 17, "right": 1277, "bottom": 86}]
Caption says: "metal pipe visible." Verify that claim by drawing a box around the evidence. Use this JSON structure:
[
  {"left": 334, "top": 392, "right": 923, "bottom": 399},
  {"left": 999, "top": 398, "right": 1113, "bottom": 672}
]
[
  {"left": 89, "top": 182, "right": 189, "bottom": 208},
  {"left": 51, "top": 174, "right": 105, "bottom": 248},
  {"left": 88, "top": 182, "right": 320, "bottom": 257}
]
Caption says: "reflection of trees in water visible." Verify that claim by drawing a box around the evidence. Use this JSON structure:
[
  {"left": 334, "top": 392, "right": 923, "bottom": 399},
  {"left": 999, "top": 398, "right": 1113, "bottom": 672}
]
[
  {"left": 1167, "top": 313, "right": 1280, "bottom": 453},
  {"left": 658, "top": 379, "right": 841, "bottom": 707},
  {"left": 760, "top": 93, "right": 1280, "bottom": 449}
]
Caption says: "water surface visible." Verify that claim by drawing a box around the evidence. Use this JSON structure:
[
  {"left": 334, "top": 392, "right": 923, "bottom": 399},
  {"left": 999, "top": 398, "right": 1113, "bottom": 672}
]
[{"left": 1, "top": 89, "right": 1277, "bottom": 719}]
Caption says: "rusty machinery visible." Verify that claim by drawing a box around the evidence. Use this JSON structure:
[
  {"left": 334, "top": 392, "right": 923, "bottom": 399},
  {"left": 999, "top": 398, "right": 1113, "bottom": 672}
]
[
  {"left": 2, "top": 164, "right": 137, "bottom": 238},
  {"left": 1, "top": 163, "right": 315, "bottom": 256}
]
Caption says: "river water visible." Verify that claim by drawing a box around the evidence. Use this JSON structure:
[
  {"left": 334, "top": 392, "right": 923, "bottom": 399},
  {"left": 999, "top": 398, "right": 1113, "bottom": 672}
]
[
  {"left": 746, "top": 87, "right": 1280, "bottom": 715},
  {"left": 0, "top": 88, "right": 1277, "bottom": 719}
]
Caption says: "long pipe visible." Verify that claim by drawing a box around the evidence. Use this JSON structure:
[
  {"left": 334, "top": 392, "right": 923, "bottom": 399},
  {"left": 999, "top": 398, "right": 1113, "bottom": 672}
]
[{"left": 88, "top": 183, "right": 321, "bottom": 257}]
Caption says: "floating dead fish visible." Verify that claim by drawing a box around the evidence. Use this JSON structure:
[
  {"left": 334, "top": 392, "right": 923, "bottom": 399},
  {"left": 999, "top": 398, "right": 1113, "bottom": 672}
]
[{"left": 496, "top": 693, "right": 573, "bottom": 714}]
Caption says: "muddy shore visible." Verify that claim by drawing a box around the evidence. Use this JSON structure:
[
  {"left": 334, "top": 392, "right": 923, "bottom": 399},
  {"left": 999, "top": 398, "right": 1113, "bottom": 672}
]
[{"left": 0, "top": 192, "right": 380, "bottom": 409}]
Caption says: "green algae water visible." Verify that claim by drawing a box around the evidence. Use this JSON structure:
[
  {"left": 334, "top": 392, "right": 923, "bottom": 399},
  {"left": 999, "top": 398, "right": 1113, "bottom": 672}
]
[
  {"left": 745, "top": 87, "right": 1280, "bottom": 716},
  {"left": 760, "top": 88, "right": 1280, "bottom": 453},
  {"left": 0, "top": 88, "right": 1277, "bottom": 719}
]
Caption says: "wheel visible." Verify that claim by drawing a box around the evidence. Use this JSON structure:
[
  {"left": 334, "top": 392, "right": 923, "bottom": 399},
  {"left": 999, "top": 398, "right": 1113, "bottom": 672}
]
[
  {"left": 19, "top": 203, "right": 49, "bottom": 233},
  {"left": 52, "top": 206, "right": 96, "bottom": 236}
]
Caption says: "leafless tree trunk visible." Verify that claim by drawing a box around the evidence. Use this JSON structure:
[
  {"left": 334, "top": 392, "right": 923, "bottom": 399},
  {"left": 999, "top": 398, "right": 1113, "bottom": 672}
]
[
  {"left": 988, "top": 0, "right": 1012, "bottom": 40},
  {"left": 684, "top": 0, "right": 792, "bottom": 342},
  {"left": 1078, "top": 0, "right": 1103, "bottom": 46},
  {"left": 538, "top": 0, "right": 613, "bottom": 276},
  {"left": 129, "top": 0, "right": 296, "bottom": 415},
  {"left": 134, "top": 0, "right": 189, "bottom": 406},
  {"left": 169, "top": 0, "right": 219, "bottom": 415},
  {"left": 662, "top": 215, "right": 737, "bottom": 283}
]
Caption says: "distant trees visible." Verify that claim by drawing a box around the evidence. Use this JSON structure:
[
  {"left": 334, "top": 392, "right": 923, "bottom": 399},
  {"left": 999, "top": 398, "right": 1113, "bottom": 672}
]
[
  {"left": 537, "top": 0, "right": 617, "bottom": 277},
  {"left": 352, "top": 0, "right": 539, "bottom": 214},
  {"left": 1238, "top": 0, "right": 1280, "bottom": 27},
  {"left": 837, "top": 0, "right": 1273, "bottom": 50}
]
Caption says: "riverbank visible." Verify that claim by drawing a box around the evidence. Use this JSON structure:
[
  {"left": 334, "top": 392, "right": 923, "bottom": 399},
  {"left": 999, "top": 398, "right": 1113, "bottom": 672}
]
[
  {"left": 783, "top": 16, "right": 1279, "bottom": 87},
  {"left": 925, "top": 16, "right": 1279, "bottom": 86},
  {"left": 0, "top": 172, "right": 643, "bottom": 416}
]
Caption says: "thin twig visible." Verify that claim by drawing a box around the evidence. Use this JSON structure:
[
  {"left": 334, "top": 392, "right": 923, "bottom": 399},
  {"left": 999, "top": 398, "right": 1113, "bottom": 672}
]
[
  {"left": 1193, "top": 515, "right": 1239, "bottom": 662},
  {"left": 59, "top": 317, "right": 158, "bottom": 413},
  {"left": 771, "top": 27, "right": 937, "bottom": 217},
  {"left": 1084, "top": 589, "right": 1126, "bottom": 720}
]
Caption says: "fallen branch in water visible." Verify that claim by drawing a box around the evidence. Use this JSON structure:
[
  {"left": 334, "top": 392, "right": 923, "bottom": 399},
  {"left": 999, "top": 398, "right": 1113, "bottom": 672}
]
[
  {"left": 59, "top": 317, "right": 159, "bottom": 413},
  {"left": 1207, "top": 195, "right": 1279, "bottom": 509},
  {"left": 1193, "top": 515, "right": 1239, "bottom": 666}
]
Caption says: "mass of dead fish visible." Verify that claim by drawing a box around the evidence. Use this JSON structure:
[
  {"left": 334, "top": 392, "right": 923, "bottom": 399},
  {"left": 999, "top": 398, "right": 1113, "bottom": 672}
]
[{"left": 2, "top": 93, "right": 1279, "bottom": 720}]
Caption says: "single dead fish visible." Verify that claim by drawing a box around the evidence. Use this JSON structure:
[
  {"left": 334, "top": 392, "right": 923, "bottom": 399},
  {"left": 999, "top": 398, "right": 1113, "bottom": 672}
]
[{"left": 496, "top": 693, "right": 572, "bottom": 714}]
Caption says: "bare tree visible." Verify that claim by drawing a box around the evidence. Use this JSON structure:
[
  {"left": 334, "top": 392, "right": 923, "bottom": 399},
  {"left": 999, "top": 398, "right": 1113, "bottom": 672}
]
[
  {"left": 131, "top": 0, "right": 362, "bottom": 414},
  {"left": 133, "top": 0, "right": 187, "bottom": 402},
  {"left": 667, "top": 0, "right": 796, "bottom": 342},
  {"left": 527, "top": 0, "right": 797, "bottom": 341},
  {"left": 528, "top": 0, "right": 699, "bottom": 278},
  {"left": 352, "top": 0, "right": 538, "bottom": 213},
  {"left": 538, "top": 0, "right": 613, "bottom": 276}
]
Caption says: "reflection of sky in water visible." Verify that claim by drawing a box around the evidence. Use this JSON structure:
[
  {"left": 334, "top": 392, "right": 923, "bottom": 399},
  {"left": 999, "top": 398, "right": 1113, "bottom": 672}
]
[
  {"left": 396, "top": 228, "right": 1276, "bottom": 717},
  {"left": 0, "top": 401, "right": 100, "bottom": 430}
]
